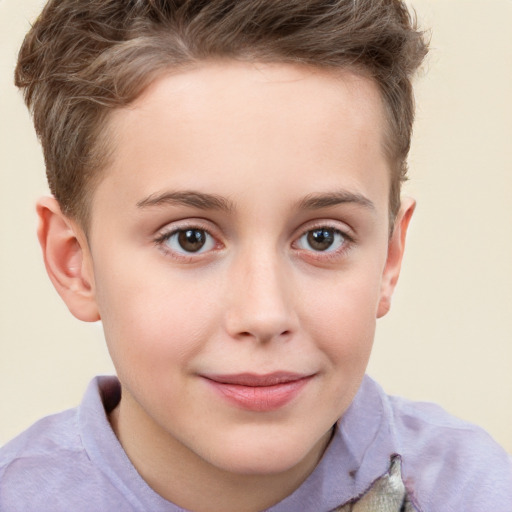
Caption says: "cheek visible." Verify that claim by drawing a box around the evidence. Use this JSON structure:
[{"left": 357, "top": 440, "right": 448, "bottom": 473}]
[
  {"left": 94, "top": 261, "right": 221, "bottom": 375},
  {"left": 303, "top": 268, "right": 382, "bottom": 365}
]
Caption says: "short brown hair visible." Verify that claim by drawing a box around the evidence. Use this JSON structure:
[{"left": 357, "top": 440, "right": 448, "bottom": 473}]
[{"left": 15, "top": 0, "right": 428, "bottom": 227}]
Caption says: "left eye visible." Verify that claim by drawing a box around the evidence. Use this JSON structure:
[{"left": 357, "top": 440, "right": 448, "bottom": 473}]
[
  {"left": 296, "top": 227, "right": 345, "bottom": 252},
  {"left": 163, "top": 228, "right": 216, "bottom": 254}
]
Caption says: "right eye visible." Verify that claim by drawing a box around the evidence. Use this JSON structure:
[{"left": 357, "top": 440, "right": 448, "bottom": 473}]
[{"left": 160, "top": 228, "right": 216, "bottom": 254}]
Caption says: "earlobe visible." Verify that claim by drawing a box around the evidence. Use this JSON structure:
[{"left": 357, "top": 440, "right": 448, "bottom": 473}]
[
  {"left": 37, "top": 197, "right": 100, "bottom": 322},
  {"left": 377, "top": 197, "right": 415, "bottom": 318}
]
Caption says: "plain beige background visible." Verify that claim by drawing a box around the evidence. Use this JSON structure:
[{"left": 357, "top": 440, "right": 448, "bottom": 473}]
[{"left": 1, "top": 0, "right": 511, "bottom": 453}]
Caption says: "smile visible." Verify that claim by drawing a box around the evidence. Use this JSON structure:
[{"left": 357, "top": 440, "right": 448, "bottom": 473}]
[{"left": 202, "top": 372, "right": 314, "bottom": 412}]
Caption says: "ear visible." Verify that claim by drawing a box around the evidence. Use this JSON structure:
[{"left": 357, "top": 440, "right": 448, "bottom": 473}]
[
  {"left": 376, "top": 197, "right": 415, "bottom": 318},
  {"left": 36, "top": 197, "right": 100, "bottom": 322}
]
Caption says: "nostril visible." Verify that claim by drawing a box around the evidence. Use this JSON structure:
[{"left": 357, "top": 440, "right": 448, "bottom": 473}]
[{"left": 235, "top": 329, "right": 291, "bottom": 342}]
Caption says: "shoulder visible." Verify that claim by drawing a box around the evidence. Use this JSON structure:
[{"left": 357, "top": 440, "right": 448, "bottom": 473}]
[
  {"left": 1, "top": 410, "right": 81, "bottom": 509},
  {"left": 387, "top": 393, "right": 512, "bottom": 511},
  {"left": 0, "top": 397, "right": 130, "bottom": 511},
  {"left": 0, "top": 408, "right": 82, "bottom": 483}
]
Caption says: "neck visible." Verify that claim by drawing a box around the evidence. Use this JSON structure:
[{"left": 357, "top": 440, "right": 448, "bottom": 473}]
[{"left": 109, "top": 391, "right": 332, "bottom": 512}]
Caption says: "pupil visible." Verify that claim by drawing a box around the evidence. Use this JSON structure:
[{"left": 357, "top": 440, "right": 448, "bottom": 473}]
[
  {"left": 308, "top": 228, "right": 334, "bottom": 251},
  {"left": 178, "top": 229, "right": 206, "bottom": 252}
]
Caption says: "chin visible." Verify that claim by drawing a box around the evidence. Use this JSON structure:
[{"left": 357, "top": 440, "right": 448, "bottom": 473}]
[{"left": 205, "top": 427, "right": 331, "bottom": 477}]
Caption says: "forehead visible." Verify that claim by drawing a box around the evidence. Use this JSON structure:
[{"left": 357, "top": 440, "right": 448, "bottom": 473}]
[
  {"left": 118, "top": 62, "right": 387, "bottom": 154},
  {"left": 94, "top": 62, "right": 390, "bottom": 223}
]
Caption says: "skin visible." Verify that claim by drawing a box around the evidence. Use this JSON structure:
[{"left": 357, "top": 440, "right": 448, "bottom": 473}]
[{"left": 37, "top": 62, "right": 414, "bottom": 512}]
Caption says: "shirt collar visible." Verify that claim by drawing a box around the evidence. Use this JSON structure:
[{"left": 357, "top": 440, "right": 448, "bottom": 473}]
[
  {"left": 269, "top": 375, "right": 400, "bottom": 511},
  {"left": 80, "top": 375, "right": 400, "bottom": 511}
]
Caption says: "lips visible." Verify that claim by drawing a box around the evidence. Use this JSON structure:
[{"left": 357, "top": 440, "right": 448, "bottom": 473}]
[{"left": 202, "top": 372, "right": 313, "bottom": 412}]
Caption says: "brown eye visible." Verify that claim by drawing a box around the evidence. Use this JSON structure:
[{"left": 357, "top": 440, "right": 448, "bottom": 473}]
[
  {"left": 297, "top": 227, "right": 345, "bottom": 252},
  {"left": 307, "top": 228, "right": 334, "bottom": 251},
  {"left": 162, "top": 228, "right": 215, "bottom": 254},
  {"left": 177, "top": 229, "right": 207, "bottom": 252}
]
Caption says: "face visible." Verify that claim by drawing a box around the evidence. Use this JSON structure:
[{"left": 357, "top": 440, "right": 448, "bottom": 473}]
[{"left": 69, "top": 63, "right": 407, "bottom": 481}]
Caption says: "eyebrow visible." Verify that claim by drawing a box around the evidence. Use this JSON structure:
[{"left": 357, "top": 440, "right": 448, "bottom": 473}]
[
  {"left": 137, "top": 189, "right": 374, "bottom": 214},
  {"left": 297, "top": 190, "right": 375, "bottom": 211},
  {"left": 137, "top": 190, "right": 234, "bottom": 212}
]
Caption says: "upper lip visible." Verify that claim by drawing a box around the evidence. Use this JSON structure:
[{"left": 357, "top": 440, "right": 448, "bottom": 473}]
[{"left": 203, "top": 372, "right": 312, "bottom": 387}]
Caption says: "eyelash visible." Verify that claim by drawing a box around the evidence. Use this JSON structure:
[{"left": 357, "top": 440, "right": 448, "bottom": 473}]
[
  {"left": 292, "top": 223, "right": 354, "bottom": 262},
  {"left": 154, "top": 222, "right": 354, "bottom": 262},
  {"left": 154, "top": 221, "right": 221, "bottom": 262}
]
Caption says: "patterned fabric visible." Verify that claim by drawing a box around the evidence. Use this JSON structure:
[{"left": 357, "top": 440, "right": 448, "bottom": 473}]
[{"left": 333, "top": 457, "right": 415, "bottom": 512}]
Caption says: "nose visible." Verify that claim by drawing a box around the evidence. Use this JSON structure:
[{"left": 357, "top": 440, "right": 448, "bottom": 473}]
[{"left": 224, "top": 251, "right": 297, "bottom": 343}]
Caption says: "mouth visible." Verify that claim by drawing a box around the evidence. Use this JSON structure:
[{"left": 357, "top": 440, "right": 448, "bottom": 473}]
[{"left": 201, "top": 372, "right": 314, "bottom": 412}]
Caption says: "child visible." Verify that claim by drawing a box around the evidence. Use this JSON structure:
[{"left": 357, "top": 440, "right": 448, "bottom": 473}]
[{"left": 1, "top": 0, "right": 511, "bottom": 511}]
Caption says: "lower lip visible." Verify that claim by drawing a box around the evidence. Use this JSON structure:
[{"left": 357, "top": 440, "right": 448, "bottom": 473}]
[{"left": 204, "top": 377, "right": 312, "bottom": 412}]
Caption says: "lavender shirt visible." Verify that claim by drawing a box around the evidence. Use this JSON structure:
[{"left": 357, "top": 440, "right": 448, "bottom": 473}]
[{"left": 1, "top": 375, "right": 511, "bottom": 511}]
